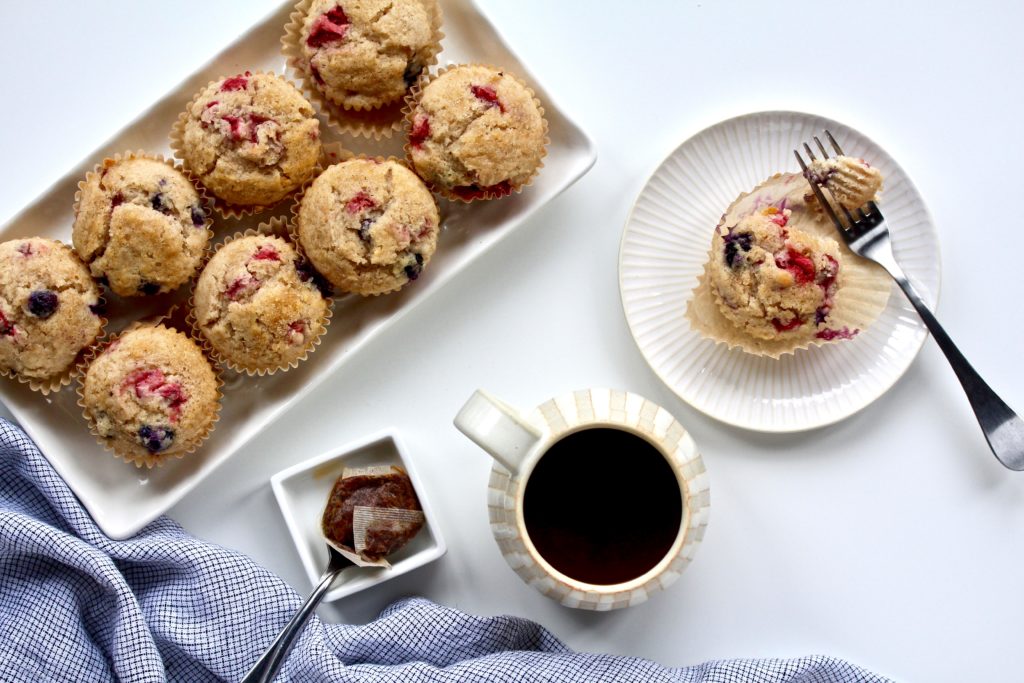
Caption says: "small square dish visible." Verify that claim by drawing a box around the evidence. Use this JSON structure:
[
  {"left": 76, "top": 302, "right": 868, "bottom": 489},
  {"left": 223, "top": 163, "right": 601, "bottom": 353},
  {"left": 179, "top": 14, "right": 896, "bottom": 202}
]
[{"left": 270, "top": 429, "right": 445, "bottom": 602}]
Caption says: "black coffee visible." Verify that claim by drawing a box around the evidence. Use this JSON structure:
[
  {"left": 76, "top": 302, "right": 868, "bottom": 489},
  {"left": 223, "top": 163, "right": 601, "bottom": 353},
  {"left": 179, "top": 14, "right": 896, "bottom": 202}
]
[{"left": 522, "top": 428, "right": 683, "bottom": 585}]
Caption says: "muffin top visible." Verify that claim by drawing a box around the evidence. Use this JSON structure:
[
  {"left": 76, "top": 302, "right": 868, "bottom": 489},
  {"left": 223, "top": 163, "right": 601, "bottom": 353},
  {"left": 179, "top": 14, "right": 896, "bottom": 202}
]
[
  {"left": 297, "top": 159, "right": 440, "bottom": 295},
  {"left": 407, "top": 65, "right": 546, "bottom": 199},
  {"left": 73, "top": 157, "right": 210, "bottom": 297},
  {"left": 301, "top": 0, "right": 440, "bottom": 109},
  {"left": 82, "top": 325, "right": 219, "bottom": 466},
  {"left": 0, "top": 238, "right": 103, "bottom": 381},
  {"left": 193, "top": 235, "right": 329, "bottom": 372},
  {"left": 709, "top": 207, "right": 843, "bottom": 341},
  {"left": 179, "top": 72, "right": 321, "bottom": 207}
]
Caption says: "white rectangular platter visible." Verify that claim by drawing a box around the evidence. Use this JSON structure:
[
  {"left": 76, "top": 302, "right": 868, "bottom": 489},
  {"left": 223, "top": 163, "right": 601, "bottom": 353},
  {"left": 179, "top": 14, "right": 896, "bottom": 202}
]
[{"left": 0, "top": 0, "right": 595, "bottom": 539}]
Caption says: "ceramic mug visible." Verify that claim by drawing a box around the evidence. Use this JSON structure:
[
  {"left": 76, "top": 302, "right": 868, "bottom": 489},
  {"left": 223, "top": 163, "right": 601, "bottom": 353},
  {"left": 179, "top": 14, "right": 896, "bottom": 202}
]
[{"left": 454, "top": 388, "right": 710, "bottom": 610}]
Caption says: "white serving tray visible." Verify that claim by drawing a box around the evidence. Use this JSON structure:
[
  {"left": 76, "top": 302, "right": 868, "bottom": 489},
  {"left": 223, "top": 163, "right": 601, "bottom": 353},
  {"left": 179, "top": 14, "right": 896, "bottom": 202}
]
[{"left": 0, "top": 0, "right": 595, "bottom": 539}]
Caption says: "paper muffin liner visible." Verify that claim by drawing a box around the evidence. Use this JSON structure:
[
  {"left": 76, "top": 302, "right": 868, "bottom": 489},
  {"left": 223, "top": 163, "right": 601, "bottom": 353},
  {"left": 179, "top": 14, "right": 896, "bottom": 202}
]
[
  {"left": 402, "top": 63, "right": 550, "bottom": 203},
  {"left": 288, "top": 154, "right": 442, "bottom": 297},
  {"left": 281, "top": 0, "right": 445, "bottom": 139},
  {"left": 76, "top": 321, "right": 223, "bottom": 469},
  {"left": 686, "top": 172, "right": 892, "bottom": 358},
  {"left": 169, "top": 70, "right": 326, "bottom": 220},
  {"left": 72, "top": 150, "right": 216, "bottom": 296},
  {"left": 186, "top": 217, "right": 333, "bottom": 376},
  {"left": 0, "top": 245, "right": 108, "bottom": 396}
]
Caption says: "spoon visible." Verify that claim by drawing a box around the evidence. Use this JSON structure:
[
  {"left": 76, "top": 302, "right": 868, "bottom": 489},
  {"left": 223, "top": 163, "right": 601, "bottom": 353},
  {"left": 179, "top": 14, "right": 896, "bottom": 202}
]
[{"left": 240, "top": 544, "right": 354, "bottom": 683}]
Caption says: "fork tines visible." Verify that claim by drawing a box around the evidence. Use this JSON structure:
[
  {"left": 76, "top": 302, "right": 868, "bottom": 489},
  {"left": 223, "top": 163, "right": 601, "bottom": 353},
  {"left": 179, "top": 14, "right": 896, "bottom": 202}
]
[{"left": 794, "top": 130, "right": 855, "bottom": 231}]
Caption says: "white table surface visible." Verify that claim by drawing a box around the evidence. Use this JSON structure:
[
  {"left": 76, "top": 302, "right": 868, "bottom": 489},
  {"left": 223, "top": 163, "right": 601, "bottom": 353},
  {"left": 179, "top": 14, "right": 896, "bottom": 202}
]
[{"left": 2, "top": 2, "right": 1023, "bottom": 681}]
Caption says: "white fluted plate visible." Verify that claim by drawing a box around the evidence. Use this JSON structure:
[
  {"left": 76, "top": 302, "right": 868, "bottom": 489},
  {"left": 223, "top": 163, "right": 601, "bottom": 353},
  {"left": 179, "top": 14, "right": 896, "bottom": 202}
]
[{"left": 619, "top": 111, "right": 940, "bottom": 432}]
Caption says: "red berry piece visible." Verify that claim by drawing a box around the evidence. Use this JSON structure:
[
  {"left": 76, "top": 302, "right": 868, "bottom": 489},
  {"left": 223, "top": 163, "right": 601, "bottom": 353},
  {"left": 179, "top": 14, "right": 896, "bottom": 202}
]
[
  {"left": 111, "top": 192, "right": 125, "bottom": 208},
  {"left": 307, "top": 6, "right": 350, "bottom": 47},
  {"left": 816, "top": 326, "right": 858, "bottom": 341},
  {"left": 220, "top": 72, "right": 251, "bottom": 92},
  {"left": 452, "top": 180, "right": 513, "bottom": 201},
  {"left": 252, "top": 245, "right": 281, "bottom": 262},
  {"left": 15, "top": 242, "right": 33, "bottom": 257},
  {"left": 409, "top": 115, "right": 431, "bottom": 148},
  {"left": 225, "top": 275, "right": 259, "bottom": 301},
  {"left": 288, "top": 321, "right": 307, "bottom": 345},
  {"left": 346, "top": 191, "right": 377, "bottom": 214},
  {"left": 771, "top": 316, "right": 804, "bottom": 332},
  {"left": 471, "top": 85, "right": 505, "bottom": 113},
  {"left": 775, "top": 247, "right": 816, "bottom": 285},
  {"left": 0, "top": 310, "right": 15, "bottom": 337}
]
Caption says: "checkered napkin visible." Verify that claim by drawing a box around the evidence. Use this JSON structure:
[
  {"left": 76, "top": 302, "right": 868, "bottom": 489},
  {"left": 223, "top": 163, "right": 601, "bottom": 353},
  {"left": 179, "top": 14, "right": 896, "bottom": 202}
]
[{"left": 0, "top": 418, "right": 891, "bottom": 683}]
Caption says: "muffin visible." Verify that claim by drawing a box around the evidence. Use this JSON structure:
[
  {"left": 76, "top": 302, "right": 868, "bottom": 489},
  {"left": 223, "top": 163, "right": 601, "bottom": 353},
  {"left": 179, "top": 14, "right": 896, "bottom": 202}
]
[
  {"left": 299, "top": 0, "right": 442, "bottom": 110},
  {"left": 803, "top": 155, "right": 883, "bottom": 211},
  {"left": 80, "top": 325, "right": 220, "bottom": 467},
  {"left": 0, "top": 238, "right": 104, "bottom": 387},
  {"left": 297, "top": 158, "right": 440, "bottom": 295},
  {"left": 174, "top": 72, "right": 321, "bottom": 209},
  {"left": 406, "top": 64, "right": 547, "bottom": 201},
  {"left": 192, "top": 234, "right": 330, "bottom": 373},
  {"left": 73, "top": 156, "right": 211, "bottom": 297},
  {"left": 708, "top": 207, "right": 843, "bottom": 341}
]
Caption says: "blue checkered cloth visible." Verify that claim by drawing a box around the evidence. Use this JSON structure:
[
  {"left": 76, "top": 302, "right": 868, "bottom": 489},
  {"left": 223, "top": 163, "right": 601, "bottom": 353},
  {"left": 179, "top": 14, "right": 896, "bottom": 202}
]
[{"left": 0, "top": 418, "right": 891, "bottom": 682}]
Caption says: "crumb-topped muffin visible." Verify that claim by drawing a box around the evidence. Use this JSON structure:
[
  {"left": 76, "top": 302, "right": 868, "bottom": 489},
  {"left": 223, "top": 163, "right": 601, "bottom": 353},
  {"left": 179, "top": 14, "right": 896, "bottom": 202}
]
[
  {"left": 297, "top": 158, "right": 440, "bottom": 295},
  {"left": 406, "top": 64, "right": 546, "bottom": 200},
  {"left": 803, "top": 155, "right": 883, "bottom": 211},
  {"left": 73, "top": 156, "right": 211, "bottom": 297},
  {"left": 193, "top": 234, "right": 330, "bottom": 373},
  {"left": 0, "top": 238, "right": 103, "bottom": 385},
  {"left": 300, "top": 0, "right": 441, "bottom": 110},
  {"left": 176, "top": 72, "right": 321, "bottom": 208},
  {"left": 81, "top": 325, "right": 219, "bottom": 467},
  {"left": 709, "top": 207, "right": 843, "bottom": 341}
]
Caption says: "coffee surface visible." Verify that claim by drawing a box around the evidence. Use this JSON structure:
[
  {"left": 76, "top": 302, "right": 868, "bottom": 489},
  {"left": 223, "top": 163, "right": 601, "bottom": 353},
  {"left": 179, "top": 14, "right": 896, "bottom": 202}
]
[{"left": 522, "top": 428, "right": 683, "bottom": 585}]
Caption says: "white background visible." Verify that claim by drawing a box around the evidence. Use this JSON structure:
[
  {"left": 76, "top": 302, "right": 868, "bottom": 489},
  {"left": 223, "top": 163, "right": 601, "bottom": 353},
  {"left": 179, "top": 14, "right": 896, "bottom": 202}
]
[{"left": 2, "top": 2, "right": 1023, "bottom": 681}]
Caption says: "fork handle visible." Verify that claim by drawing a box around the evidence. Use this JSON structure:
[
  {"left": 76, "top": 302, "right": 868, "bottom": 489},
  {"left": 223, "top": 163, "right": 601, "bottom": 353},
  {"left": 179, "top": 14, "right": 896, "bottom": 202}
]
[{"left": 890, "top": 273, "right": 1024, "bottom": 470}]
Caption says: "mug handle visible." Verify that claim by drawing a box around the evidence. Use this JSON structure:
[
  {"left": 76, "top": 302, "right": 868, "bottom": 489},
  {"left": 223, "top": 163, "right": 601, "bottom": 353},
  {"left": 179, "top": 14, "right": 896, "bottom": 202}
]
[{"left": 454, "top": 390, "right": 543, "bottom": 475}]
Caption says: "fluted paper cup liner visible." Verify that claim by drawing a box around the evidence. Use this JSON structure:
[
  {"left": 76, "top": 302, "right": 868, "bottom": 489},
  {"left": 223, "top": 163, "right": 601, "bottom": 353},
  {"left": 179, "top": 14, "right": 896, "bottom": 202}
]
[
  {"left": 402, "top": 63, "right": 549, "bottom": 203},
  {"left": 76, "top": 321, "right": 223, "bottom": 469},
  {"left": 169, "top": 70, "right": 324, "bottom": 220},
  {"left": 686, "top": 172, "right": 892, "bottom": 358},
  {"left": 282, "top": 0, "right": 444, "bottom": 139},
  {"left": 0, "top": 241, "right": 107, "bottom": 396},
  {"left": 186, "top": 218, "right": 332, "bottom": 376},
  {"left": 72, "top": 150, "right": 216, "bottom": 297}
]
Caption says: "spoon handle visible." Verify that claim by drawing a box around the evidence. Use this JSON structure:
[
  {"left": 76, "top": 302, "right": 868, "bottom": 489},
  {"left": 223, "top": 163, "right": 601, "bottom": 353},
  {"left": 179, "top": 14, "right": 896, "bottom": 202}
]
[{"left": 240, "top": 561, "right": 348, "bottom": 683}]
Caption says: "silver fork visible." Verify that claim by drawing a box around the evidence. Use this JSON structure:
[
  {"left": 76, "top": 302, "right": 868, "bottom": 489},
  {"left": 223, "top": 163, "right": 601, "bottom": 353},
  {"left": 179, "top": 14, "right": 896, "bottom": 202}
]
[{"left": 795, "top": 132, "right": 1024, "bottom": 471}]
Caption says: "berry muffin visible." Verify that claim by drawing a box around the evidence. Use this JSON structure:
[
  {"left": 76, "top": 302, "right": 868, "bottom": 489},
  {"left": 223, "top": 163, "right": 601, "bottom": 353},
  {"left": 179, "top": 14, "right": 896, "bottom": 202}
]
[
  {"left": 80, "top": 325, "right": 220, "bottom": 467},
  {"left": 0, "top": 238, "right": 104, "bottom": 388},
  {"left": 803, "top": 155, "right": 883, "bottom": 211},
  {"left": 174, "top": 72, "right": 321, "bottom": 209},
  {"left": 708, "top": 207, "right": 843, "bottom": 341},
  {"left": 299, "top": 0, "right": 442, "bottom": 111},
  {"left": 192, "top": 234, "right": 330, "bottom": 374},
  {"left": 73, "top": 156, "right": 211, "bottom": 297},
  {"left": 297, "top": 158, "right": 440, "bottom": 295},
  {"left": 406, "top": 64, "right": 547, "bottom": 201}
]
